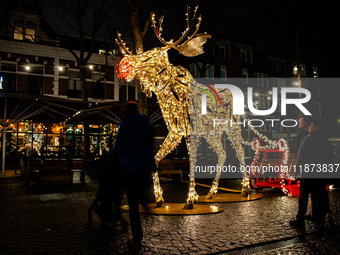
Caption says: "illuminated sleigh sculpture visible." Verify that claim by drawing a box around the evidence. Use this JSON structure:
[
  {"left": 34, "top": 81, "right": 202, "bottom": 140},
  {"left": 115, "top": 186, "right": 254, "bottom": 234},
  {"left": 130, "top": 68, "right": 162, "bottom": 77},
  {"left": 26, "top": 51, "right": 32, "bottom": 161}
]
[
  {"left": 247, "top": 137, "right": 300, "bottom": 196},
  {"left": 190, "top": 81, "right": 299, "bottom": 197}
]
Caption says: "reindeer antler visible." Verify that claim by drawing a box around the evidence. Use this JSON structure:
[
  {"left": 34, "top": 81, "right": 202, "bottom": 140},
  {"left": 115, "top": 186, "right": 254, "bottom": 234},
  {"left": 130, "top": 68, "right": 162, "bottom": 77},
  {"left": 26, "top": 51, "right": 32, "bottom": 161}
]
[
  {"left": 151, "top": 6, "right": 211, "bottom": 57},
  {"left": 151, "top": 14, "right": 172, "bottom": 46},
  {"left": 115, "top": 31, "right": 133, "bottom": 55},
  {"left": 172, "top": 6, "right": 200, "bottom": 46}
]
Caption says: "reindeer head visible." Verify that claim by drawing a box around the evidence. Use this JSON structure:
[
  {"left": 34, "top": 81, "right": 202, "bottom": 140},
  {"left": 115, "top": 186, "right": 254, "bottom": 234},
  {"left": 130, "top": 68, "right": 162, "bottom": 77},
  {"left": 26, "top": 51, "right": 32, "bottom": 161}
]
[{"left": 116, "top": 6, "right": 211, "bottom": 97}]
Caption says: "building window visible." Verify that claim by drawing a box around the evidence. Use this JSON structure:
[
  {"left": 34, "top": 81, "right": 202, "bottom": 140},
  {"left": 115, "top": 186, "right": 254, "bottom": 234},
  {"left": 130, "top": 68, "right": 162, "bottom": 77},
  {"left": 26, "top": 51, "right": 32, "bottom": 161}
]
[
  {"left": 0, "top": 62, "right": 17, "bottom": 91},
  {"left": 0, "top": 73, "right": 16, "bottom": 90},
  {"left": 91, "top": 72, "right": 105, "bottom": 99},
  {"left": 92, "top": 72, "right": 103, "bottom": 81},
  {"left": 13, "top": 20, "right": 24, "bottom": 40},
  {"left": 214, "top": 41, "right": 230, "bottom": 59},
  {"left": 316, "top": 103, "right": 321, "bottom": 115},
  {"left": 259, "top": 95, "right": 265, "bottom": 108},
  {"left": 237, "top": 43, "right": 252, "bottom": 63},
  {"left": 272, "top": 78, "right": 279, "bottom": 88},
  {"left": 220, "top": 65, "right": 227, "bottom": 81},
  {"left": 215, "top": 42, "right": 225, "bottom": 57},
  {"left": 92, "top": 83, "right": 105, "bottom": 99},
  {"left": 254, "top": 72, "right": 268, "bottom": 86},
  {"left": 128, "top": 83, "right": 136, "bottom": 101},
  {"left": 273, "top": 121, "right": 283, "bottom": 132},
  {"left": 13, "top": 20, "right": 36, "bottom": 41},
  {"left": 205, "top": 65, "right": 214, "bottom": 78},
  {"left": 119, "top": 81, "right": 126, "bottom": 101},
  {"left": 315, "top": 84, "right": 320, "bottom": 97},
  {"left": 190, "top": 62, "right": 202, "bottom": 78},
  {"left": 275, "top": 98, "right": 281, "bottom": 112},
  {"left": 270, "top": 57, "right": 286, "bottom": 72},
  {"left": 190, "top": 63, "right": 214, "bottom": 78},
  {"left": 68, "top": 70, "right": 82, "bottom": 98},
  {"left": 25, "top": 22, "right": 36, "bottom": 41},
  {"left": 1, "top": 62, "right": 17, "bottom": 72},
  {"left": 29, "top": 65, "right": 44, "bottom": 75},
  {"left": 242, "top": 68, "right": 248, "bottom": 84},
  {"left": 14, "top": 26, "right": 24, "bottom": 40},
  {"left": 259, "top": 122, "right": 271, "bottom": 131},
  {"left": 28, "top": 75, "right": 43, "bottom": 94},
  {"left": 119, "top": 80, "right": 136, "bottom": 101}
]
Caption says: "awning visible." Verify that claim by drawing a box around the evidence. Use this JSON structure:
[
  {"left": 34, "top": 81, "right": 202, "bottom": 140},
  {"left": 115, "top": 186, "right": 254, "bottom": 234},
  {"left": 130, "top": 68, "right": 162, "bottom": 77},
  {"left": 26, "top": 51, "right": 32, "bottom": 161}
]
[{"left": 0, "top": 90, "right": 124, "bottom": 124}]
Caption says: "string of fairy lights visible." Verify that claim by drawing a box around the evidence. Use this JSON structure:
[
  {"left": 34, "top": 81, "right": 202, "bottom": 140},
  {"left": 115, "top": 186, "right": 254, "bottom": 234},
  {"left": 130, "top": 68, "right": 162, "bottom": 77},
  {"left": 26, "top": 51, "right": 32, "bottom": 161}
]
[
  {"left": 116, "top": 7, "right": 205, "bottom": 205},
  {"left": 115, "top": 6, "right": 291, "bottom": 205},
  {"left": 241, "top": 116, "right": 292, "bottom": 195}
]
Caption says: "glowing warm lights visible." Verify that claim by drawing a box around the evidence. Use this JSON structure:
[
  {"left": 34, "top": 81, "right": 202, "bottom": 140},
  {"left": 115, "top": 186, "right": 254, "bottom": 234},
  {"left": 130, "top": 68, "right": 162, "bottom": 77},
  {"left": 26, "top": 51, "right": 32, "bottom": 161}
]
[
  {"left": 115, "top": 6, "right": 289, "bottom": 206},
  {"left": 116, "top": 6, "right": 211, "bottom": 207},
  {"left": 51, "top": 124, "right": 60, "bottom": 133}
]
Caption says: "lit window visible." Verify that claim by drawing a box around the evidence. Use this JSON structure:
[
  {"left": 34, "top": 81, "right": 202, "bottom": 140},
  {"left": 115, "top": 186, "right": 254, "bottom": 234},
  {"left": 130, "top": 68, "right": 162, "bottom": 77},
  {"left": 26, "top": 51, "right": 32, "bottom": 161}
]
[
  {"left": 25, "top": 28, "right": 35, "bottom": 41},
  {"left": 14, "top": 26, "right": 23, "bottom": 40},
  {"left": 92, "top": 73, "right": 103, "bottom": 81}
]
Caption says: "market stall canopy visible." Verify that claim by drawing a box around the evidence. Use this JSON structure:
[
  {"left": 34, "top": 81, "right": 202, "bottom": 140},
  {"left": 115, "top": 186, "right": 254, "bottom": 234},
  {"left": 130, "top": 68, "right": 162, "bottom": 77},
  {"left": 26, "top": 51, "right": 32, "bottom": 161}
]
[{"left": 0, "top": 90, "right": 124, "bottom": 124}]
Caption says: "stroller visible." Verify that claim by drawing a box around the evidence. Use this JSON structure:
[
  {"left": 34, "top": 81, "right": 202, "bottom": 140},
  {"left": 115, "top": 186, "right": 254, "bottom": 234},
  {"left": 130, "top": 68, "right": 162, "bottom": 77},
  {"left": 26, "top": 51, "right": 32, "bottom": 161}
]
[{"left": 88, "top": 162, "right": 128, "bottom": 228}]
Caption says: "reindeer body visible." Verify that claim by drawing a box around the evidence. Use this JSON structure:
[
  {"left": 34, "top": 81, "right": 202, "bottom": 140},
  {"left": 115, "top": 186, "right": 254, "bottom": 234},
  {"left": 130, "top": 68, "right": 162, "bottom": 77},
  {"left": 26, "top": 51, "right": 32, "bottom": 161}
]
[{"left": 116, "top": 7, "right": 249, "bottom": 206}]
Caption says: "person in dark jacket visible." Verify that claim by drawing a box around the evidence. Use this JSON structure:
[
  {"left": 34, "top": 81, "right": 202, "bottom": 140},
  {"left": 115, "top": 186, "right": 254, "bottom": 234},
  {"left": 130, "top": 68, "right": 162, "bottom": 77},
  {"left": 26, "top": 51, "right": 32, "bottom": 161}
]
[
  {"left": 295, "top": 114, "right": 313, "bottom": 158},
  {"left": 290, "top": 119, "right": 333, "bottom": 229},
  {"left": 110, "top": 101, "right": 156, "bottom": 248},
  {"left": 295, "top": 114, "right": 317, "bottom": 219}
]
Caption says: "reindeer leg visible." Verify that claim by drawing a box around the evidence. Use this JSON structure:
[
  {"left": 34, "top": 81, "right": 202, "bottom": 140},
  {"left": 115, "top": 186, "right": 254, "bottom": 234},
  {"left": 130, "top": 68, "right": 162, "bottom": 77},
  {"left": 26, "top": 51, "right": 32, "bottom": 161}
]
[
  {"left": 154, "top": 133, "right": 183, "bottom": 207},
  {"left": 204, "top": 134, "right": 226, "bottom": 199},
  {"left": 226, "top": 116, "right": 248, "bottom": 197},
  {"left": 183, "top": 135, "right": 199, "bottom": 209}
]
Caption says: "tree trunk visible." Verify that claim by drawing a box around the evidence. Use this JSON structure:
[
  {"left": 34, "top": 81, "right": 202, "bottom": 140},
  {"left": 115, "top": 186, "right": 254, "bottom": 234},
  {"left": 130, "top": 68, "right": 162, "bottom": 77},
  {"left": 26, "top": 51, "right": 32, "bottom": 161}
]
[
  {"left": 80, "top": 66, "right": 88, "bottom": 103},
  {"left": 129, "top": 1, "right": 148, "bottom": 114}
]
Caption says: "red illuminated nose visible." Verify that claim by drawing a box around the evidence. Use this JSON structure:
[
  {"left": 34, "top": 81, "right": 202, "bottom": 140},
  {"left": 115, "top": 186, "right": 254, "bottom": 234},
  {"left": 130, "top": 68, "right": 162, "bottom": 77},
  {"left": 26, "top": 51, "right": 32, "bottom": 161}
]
[{"left": 116, "top": 57, "right": 135, "bottom": 80}]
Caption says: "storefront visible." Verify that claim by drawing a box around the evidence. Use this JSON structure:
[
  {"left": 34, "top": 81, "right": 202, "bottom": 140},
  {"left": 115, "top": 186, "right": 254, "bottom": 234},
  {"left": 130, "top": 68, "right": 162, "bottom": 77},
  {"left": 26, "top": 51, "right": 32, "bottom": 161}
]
[{"left": 0, "top": 121, "right": 118, "bottom": 158}]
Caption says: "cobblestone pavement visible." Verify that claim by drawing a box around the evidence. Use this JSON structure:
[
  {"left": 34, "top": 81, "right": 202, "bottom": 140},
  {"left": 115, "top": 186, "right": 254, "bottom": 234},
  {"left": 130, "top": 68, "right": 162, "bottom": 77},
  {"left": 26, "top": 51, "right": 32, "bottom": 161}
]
[{"left": 1, "top": 175, "right": 340, "bottom": 255}]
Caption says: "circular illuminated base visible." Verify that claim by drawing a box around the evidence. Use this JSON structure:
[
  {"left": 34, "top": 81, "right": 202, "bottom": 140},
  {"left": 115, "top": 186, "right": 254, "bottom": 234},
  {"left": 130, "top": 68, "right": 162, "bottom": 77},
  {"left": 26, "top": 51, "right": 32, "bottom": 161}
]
[
  {"left": 198, "top": 193, "right": 262, "bottom": 203},
  {"left": 121, "top": 203, "right": 224, "bottom": 215}
]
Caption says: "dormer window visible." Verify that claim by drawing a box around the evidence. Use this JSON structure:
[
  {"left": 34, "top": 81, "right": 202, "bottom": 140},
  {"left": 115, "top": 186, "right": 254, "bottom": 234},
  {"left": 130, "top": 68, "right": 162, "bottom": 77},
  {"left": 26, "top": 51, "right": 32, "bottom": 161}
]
[
  {"left": 13, "top": 20, "right": 24, "bottom": 40},
  {"left": 25, "top": 22, "right": 36, "bottom": 41},
  {"left": 13, "top": 20, "right": 36, "bottom": 41}
]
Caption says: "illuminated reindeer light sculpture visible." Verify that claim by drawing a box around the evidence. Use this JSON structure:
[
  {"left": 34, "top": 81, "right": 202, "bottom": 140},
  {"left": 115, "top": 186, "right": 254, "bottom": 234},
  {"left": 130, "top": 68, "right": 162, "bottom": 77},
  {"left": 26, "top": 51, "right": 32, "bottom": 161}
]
[{"left": 116, "top": 7, "right": 249, "bottom": 208}]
